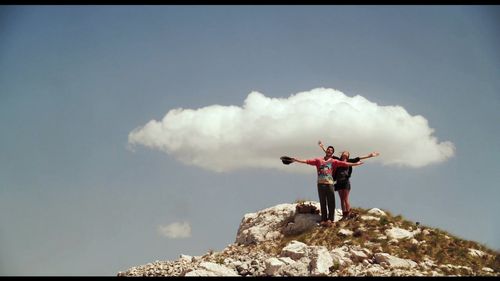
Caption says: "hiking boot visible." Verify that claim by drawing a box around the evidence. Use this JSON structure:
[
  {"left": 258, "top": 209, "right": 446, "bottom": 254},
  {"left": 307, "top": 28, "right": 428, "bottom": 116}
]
[
  {"left": 348, "top": 212, "right": 358, "bottom": 220},
  {"left": 340, "top": 212, "right": 349, "bottom": 221}
]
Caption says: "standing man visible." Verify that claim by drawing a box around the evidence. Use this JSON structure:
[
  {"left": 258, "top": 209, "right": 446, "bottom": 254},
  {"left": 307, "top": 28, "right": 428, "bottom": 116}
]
[{"left": 290, "top": 146, "right": 363, "bottom": 226}]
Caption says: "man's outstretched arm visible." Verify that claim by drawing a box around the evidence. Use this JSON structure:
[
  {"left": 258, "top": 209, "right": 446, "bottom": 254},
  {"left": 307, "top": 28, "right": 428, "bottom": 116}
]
[
  {"left": 292, "top": 157, "right": 308, "bottom": 164},
  {"left": 348, "top": 161, "right": 364, "bottom": 167}
]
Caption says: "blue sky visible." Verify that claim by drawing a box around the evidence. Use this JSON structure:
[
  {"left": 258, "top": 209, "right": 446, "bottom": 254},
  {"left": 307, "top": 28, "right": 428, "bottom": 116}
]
[{"left": 1, "top": 6, "right": 499, "bottom": 276}]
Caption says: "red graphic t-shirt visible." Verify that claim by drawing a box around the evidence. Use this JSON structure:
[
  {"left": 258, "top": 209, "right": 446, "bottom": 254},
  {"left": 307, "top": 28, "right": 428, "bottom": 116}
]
[{"left": 305, "top": 158, "right": 350, "bottom": 185}]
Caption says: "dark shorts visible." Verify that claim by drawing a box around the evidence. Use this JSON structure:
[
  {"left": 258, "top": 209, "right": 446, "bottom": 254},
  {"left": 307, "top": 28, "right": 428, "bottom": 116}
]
[{"left": 334, "top": 180, "right": 351, "bottom": 191}]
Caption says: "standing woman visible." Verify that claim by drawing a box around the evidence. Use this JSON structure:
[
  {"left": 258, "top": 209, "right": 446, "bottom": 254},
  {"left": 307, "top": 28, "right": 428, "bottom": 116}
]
[{"left": 318, "top": 141, "right": 379, "bottom": 220}]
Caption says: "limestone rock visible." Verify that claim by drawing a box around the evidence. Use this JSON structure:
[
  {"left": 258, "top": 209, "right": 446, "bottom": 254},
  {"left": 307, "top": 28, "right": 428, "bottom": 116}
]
[
  {"left": 309, "top": 246, "right": 333, "bottom": 276},
  {"left": 235, "top": 203, "right": 296, "bottom": 245},
  {"left": 281, "top": 240, "right": 309, "bottom": 260},
  {"left": 367, "top": 208, "right": 387, "bottom": 216},
  {"left": 283, "top": 213, "right": 321, "bottom": 236},
  {"left": 330, "top": 246, "right": 353, "bottom": 269},
  {"left": 468, "top": 248, "right": 486, "bottom": 258},
  {"left": 361, "top": 215, "right": 380, "bottom": 221},
  {"left": 280, "top": 259, "right": 309, "bottom": 276},
  {"left": 264, "top": 257, "right": 286, "bottom": 276},
  {"left": 385, "top": 227, "right": 414, "bottom": 240},
  {"left": 349, "top": 247, "right": 369, "bottom": 262},
  {"left": 374, "top": 253, "right": 418, "bottom": 269},
  {"left": 197, "top": 262, "right": 239, "bottom": 276},
  {"left": 179, "top": 254, "right": 192, "bottom": 262},
  {"left": 184, "top": 269, "right": 218, "bottom": 276},
  {"left": 338, "top": 229, "right": 353, "bottom": 236},
  {"left": 482, "top": 267, "right": 494, "bottom": 273}
]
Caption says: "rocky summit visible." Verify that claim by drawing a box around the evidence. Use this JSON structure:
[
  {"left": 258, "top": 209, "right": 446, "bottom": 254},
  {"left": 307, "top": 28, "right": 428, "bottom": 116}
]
[{"left": 118, "top": 201, "right": 499, "bottom": 277}]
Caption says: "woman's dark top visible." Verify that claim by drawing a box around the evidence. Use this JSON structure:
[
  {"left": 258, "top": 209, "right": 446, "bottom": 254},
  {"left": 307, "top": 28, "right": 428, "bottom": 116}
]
[{"left": 333, "top": 157, "right": 360, "bottom": 191}]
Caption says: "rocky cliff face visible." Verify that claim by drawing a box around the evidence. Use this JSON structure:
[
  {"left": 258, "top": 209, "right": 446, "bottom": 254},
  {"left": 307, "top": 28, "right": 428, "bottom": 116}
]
[{"left": 118, "top": 202, "right": 499, "bottom": 277}]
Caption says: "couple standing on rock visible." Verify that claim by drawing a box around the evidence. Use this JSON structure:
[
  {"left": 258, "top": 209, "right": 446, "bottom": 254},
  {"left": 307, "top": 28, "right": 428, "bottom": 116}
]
[{"left": 288, "top": 141, "right": 379, "bottom": 227}]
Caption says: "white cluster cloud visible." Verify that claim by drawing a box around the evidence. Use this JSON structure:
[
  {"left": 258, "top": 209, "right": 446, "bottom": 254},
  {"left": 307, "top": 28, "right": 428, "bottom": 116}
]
[
  {"left": 129, "top": 88, "right": 455, "bottom": 173},
  {"left": 158, "top": 222, "right": 191, "bottom": 239}
]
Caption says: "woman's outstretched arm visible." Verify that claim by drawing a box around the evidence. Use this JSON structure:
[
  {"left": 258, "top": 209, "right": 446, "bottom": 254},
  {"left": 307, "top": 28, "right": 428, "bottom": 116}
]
[
  {"left": 358, "top": 152, "right": 380, "bottom": 160},
  {"left": 318, "top": 140, "right": 327, "bottom": 153}
]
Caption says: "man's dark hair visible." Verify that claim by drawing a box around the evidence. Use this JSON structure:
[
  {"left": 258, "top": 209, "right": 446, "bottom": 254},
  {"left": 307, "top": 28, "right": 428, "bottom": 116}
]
[{"left": 327, "top": 146, "right": 335, "bottom": 153}]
